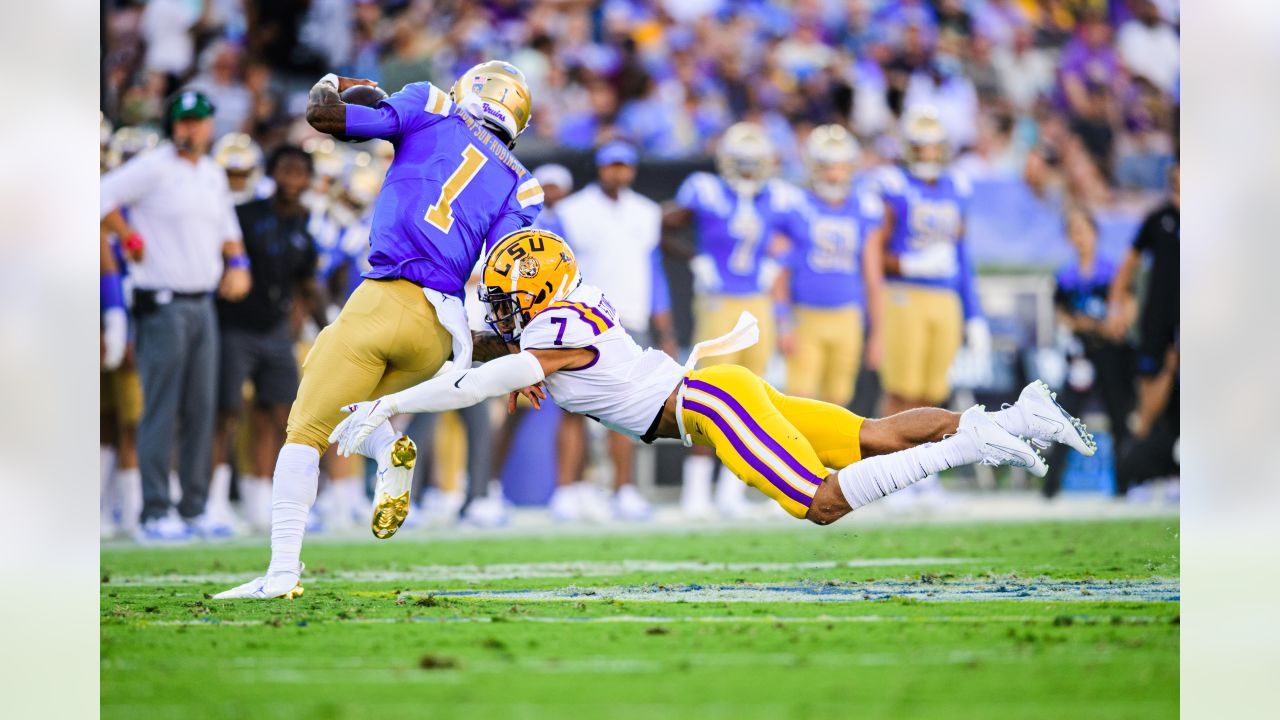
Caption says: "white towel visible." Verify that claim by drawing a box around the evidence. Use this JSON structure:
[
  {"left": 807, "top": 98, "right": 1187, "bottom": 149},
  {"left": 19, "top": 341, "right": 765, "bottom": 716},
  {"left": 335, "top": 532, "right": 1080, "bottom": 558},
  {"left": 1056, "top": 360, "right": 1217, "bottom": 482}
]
[
  {"left": 683, "top": 311, "right": 760, "bottom": 370},
  {"left": 422, "top": 288, "right": 473, "bottom": 371}
]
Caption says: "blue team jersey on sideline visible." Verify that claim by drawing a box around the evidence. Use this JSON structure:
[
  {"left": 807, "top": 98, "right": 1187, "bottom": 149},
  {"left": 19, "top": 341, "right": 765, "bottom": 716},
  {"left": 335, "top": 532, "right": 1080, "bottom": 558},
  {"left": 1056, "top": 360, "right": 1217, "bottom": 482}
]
[
  {"left": 778, "top": 188, "right": 884, "bottom": 308},
  {"left": 1055, "top": 257, "right": 1116, "bottom": 321},
  {"left": 674, "top": 172, "right": 800, "bottom": 295},
  {"left": 344, "top": 82, "right": 544, "bottom": 297},
  {"left": 876, "top": 165, "right": 981, "bottom": 319}
]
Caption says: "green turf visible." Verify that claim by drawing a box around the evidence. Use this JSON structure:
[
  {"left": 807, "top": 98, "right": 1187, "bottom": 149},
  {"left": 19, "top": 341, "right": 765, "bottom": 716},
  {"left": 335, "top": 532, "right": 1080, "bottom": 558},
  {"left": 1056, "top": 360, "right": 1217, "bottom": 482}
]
[{"left": 102, "top": 517, "right": 1179, "bottom": 719}]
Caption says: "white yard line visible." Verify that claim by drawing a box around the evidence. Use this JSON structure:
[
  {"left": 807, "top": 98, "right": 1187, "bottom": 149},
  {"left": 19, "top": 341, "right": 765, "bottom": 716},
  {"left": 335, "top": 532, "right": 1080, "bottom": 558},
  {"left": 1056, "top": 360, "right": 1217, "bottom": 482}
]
[
  {"left": 402, "top": 577, "right": 1180, "bottom": 603},
  {"left": 107, "top": 557, "right": 983, "bottom": 586}
]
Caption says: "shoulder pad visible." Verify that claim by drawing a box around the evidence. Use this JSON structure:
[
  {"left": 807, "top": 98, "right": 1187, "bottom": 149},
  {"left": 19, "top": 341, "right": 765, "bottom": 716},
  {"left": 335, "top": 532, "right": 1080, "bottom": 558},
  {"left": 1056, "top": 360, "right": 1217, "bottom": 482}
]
[
  {"left": 516, "top": 177, "right": 544, "bottom": 209},
  {"left": 422, "top": 83, "right": 454, "bottom": 116}
]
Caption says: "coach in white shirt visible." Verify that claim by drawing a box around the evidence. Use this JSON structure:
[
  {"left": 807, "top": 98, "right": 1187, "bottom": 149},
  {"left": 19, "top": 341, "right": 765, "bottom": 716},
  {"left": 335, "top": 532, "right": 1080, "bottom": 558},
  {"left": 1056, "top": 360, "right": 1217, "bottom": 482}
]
[
  {"left": 100, "top": 90, "right": 251, "bottom": 541},
  {"left": 552, "top": 141, "right": 676, "bottom": 521}
]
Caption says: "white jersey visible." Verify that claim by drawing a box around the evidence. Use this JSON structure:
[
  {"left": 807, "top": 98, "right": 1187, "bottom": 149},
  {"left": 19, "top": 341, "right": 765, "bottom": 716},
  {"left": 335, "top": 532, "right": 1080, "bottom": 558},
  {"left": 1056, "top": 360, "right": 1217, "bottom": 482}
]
[{"left": 519, "top": 284, "right": 686, "bottom": 439}]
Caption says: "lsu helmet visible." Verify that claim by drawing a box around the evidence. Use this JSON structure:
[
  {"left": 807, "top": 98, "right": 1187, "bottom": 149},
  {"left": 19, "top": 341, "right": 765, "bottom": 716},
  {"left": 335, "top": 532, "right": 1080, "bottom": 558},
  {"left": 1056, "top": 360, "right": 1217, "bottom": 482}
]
[
  {"left": 451, "top": 61, "right": 532, "bottom": 148},
  {"left": 902, "top": 105, "right": 949, "bottom": 181},
  {"left": 716, "top": 122, "right": 776, "bottom": 195},
  {"left": 213, "top": 133, "right": 264, "bottom": 202},
  {"left": 106, "top": 125, "right": 162, "bottom": 169},
  {"left": 805, "top": 124, "right": 860, "bottom": 203},
  {"left": 478, "top": 229, "right": 580, "bottom": 343}
]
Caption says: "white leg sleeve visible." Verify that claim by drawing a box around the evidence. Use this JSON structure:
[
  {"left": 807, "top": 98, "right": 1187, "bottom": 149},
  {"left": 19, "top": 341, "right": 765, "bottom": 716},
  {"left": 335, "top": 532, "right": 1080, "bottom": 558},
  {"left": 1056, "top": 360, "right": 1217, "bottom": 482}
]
[
  {"left": 836, "top": 435, "right": 977, "bottom": 510},
  {"left": 267, "top": 444, "right": 320, "bottom": 577}
]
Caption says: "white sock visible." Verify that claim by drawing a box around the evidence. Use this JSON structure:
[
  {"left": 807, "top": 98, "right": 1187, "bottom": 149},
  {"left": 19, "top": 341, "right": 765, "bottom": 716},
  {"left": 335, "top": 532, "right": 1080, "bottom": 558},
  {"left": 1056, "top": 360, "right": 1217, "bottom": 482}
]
[
  {"left": 267, "top": 444, "right": 320, "bottom": 578},
  {"left": 209, "top": 464, "right": 233, "bottom": 513},
  {"left": 988, "top": 406, "right": 1026, "bottom": 437},
  {"left": 117, "top": 467, "right": 142, "bottom": 532},
  {"left": 356, "top": 421, "right": 398, "bottom": 464},
  {"left": 714, "top": 463, "right": 745, "bottom": 505},
  {"left": 100, "top": 447, "right": 117, "bottom": 519},
  {"left": 837, "top": 436, "right": 976, "bottom": 510},
  {"left": 681, "top": 455, "right": 714, "bottom": 510}
]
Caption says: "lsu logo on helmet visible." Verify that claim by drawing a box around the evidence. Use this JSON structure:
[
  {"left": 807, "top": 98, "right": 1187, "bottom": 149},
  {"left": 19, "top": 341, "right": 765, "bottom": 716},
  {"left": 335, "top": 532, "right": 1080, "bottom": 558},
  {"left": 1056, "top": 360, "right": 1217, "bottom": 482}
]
[{"left": 478, "top": 230, "right": 579, "bottom": 342}]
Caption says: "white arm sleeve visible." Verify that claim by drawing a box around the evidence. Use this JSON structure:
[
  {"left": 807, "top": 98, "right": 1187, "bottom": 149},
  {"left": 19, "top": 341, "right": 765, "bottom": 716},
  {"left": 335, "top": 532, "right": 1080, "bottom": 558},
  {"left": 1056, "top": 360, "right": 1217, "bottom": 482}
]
[{"left": 383, "top": 351, "right": 545, "bottom": 415}]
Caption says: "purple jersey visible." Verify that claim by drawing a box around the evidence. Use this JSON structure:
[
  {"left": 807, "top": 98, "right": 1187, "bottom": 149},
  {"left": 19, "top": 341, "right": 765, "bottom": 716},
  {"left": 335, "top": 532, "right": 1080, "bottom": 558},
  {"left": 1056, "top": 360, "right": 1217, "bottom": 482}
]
[
  {"left": 674, "top": 172, "right": 800, "bottom": 295},
  {"left": 875, "top": 165, "right": 981, "bottom": 320},
  {"left": 344, "top": 82, "right": 544, "bottom": 297},
  {"left": 778, "top": 189, "right": 884, "bottom": 309}
]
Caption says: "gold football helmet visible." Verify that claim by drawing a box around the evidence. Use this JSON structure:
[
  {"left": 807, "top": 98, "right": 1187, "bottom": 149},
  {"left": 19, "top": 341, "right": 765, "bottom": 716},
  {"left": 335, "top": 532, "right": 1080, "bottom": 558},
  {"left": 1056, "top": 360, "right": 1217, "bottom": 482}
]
[
  {"left": 106, "top": 125, "right": 162, "bottom": 169},
  {"left": 902, "top": 105, "right": 949, "bottom": 181},
  {"left": 451, "top": 60, "right": 532, "bottom": 148},
  {"left": 478, "top": 229, "right": 580, "bottom": 343},
  {"left": 805, "top": 124, "right": 860, "bottom": 203},
  {"left": 213, "top": 133, "right": 264, "bottom": 202},
  {"left": 342, "top": 151, "right": 388, "bottom": 209},
  {"left": 716, "top": 122, "right": 776, "bottom": 195}
]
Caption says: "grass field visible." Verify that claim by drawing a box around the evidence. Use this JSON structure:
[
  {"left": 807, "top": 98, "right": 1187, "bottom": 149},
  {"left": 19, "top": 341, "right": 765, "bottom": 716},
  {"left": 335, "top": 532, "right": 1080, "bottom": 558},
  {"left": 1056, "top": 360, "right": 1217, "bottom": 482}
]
[{"left": 101, "top": 516, "right": 1179, "bottom": 719}]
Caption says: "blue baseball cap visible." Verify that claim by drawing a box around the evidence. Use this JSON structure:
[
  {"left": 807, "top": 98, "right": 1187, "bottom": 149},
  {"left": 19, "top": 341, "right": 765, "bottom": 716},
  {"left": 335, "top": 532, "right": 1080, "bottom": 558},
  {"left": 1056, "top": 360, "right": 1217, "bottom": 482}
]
[{"left": 595, "top": 141, "right": 638, "bottom": 167}]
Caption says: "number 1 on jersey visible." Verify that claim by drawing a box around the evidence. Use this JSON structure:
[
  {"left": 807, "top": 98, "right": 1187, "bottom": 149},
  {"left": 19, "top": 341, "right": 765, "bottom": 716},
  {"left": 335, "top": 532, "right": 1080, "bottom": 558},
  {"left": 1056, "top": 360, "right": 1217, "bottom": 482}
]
[{"left": 425, "top": 145, "right": 488, "bottom": 233}]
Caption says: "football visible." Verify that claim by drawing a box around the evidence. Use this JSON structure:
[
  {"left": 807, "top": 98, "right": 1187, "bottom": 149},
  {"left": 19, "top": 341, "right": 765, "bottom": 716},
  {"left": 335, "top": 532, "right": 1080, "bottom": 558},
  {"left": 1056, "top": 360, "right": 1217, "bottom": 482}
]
[{"left": 334, "top": 84, "right": 389, "bottom": 142}]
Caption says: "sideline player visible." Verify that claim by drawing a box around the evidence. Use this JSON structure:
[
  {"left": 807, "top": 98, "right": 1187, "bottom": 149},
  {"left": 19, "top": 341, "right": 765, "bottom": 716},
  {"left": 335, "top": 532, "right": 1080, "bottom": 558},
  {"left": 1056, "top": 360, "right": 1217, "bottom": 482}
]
[
  {"left": 870, "top": 106, "right": 990, "bottom": 418},
  {"left": 220, "top": 62, "right": 543, "bottom": 599},
  {"left": 663, "top": 122, "right": 800, "bottom": 517},
  {"left": 776, "top": 124, "right": 884, "bottom": 407}
]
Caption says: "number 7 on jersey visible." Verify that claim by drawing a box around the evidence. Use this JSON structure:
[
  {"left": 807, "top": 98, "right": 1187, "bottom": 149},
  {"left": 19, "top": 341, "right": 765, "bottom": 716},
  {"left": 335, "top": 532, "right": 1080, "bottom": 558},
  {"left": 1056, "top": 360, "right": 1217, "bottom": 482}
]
[{"left": 425, "top": 145, "right": 488, "bottom": 233}]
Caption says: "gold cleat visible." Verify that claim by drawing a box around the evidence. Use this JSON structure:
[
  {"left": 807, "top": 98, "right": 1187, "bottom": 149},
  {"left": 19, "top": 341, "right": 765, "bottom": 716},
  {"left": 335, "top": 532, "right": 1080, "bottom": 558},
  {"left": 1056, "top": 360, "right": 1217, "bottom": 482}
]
[
  {"left": 371, "top": 435, "right": 416, "bottom": 539},
  {"left": 371, "top": 490, "right": 411, "bottom": 539},
  {"left": 390, "top": 435, "right": 417, "bottom": 469},
  {"left": 283, "top": 583, "right": 305, "bottom": 600}
]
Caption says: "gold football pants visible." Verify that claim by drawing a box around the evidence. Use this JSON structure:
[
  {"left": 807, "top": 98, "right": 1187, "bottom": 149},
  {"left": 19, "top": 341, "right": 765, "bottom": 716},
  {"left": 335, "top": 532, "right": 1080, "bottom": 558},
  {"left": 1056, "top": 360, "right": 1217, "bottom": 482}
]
[
  {"left": 681, "top": 364, "right": 864, "bottom": 518},
  {"left": 880, "top": 282, "right": 963, "bottom": 403},
  {"left": 286, "top": 279, "right": 452, "bottom": 453},
  {"left": 693, "top": 293, "right": 775, "bottom": 375},
  {"left": 785, "top": 304, "right": 864, "bottom": 407}
]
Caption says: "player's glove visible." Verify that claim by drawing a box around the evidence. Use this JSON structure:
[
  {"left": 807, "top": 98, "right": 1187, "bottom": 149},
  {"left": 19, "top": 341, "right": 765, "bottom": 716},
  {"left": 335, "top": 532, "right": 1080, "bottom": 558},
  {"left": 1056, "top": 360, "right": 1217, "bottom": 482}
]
[
  {"left": 758, "top": 257, "right": 783, "bottom": 292},
  {"left": 965, "top": 317, "right": 992, "bottom": 360},
  {"left": 102, "top": 307, "right": 128, "bottom": 370},
  {"left": 690, "top": 254, "right": 722, "bottom": 294},
  {"left": 329, "top": 398, "right": 397, "bottom": 458},
  {"left": 898, "top": 244, "right": 959, "bottom": 279},
  {"left": 212, "top": 565, "right": 304, "bottom": 600}
]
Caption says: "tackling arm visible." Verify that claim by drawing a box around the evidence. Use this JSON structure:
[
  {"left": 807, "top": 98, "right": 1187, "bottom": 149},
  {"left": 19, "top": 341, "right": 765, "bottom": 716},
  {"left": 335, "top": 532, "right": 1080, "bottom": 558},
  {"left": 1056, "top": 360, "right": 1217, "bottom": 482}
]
[{"left": 329, "top": 348, "right": 592, "bottom": 455}]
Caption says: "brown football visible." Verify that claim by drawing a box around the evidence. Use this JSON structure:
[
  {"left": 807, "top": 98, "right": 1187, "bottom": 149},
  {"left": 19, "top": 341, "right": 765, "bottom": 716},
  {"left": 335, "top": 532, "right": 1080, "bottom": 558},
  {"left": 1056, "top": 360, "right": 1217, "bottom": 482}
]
[{"left": 334, "top": 84, "right": 389, "bottom": 142}]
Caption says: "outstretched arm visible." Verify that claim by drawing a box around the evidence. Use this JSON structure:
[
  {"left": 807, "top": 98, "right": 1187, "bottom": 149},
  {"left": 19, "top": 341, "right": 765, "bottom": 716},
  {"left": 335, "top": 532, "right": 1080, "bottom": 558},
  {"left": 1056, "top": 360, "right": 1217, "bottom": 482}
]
[{"left": 329, "top": 347, "right": 593, "bottom": 455}]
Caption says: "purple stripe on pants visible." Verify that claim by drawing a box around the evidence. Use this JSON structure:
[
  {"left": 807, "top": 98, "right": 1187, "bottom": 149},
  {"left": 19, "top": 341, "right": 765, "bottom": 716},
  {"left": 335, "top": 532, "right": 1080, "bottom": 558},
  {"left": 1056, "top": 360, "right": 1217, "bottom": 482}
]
[
  {"left": 685, "top": 378, "right": 825, "bottom": 486},
  {"left": 683, "top": 398, "right": 813, "bottom": 507}
]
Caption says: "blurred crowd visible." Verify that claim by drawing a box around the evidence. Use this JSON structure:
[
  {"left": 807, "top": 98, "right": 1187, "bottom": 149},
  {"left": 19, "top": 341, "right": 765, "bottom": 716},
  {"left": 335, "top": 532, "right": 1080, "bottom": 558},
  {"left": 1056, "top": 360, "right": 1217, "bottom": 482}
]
[{"left": 99, "top": 0, "right": 1179, "bottom": 542}]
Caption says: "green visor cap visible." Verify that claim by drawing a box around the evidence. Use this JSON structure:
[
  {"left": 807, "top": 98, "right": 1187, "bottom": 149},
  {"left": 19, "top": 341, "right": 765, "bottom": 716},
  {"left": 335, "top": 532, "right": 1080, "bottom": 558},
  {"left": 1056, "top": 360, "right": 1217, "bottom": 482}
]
[{"left": 169, "top": 90, "right": 216, "bottom": 121}]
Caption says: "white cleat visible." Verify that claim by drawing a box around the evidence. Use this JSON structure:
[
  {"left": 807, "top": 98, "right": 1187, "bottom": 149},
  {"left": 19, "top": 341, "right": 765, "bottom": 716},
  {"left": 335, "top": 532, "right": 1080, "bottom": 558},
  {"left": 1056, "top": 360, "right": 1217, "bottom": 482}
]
[
  {"left": 212, "top": 563, "right": 305, "bottom": 600},
  {"left": 959, "top": 405, "right": 1048, "bottom": 478},
  {"left": 1011, "top": 380, "right": 1097, "bottom": 457},
  {"left": 370, "top": 436, "right": 416, "bottom": 539}
]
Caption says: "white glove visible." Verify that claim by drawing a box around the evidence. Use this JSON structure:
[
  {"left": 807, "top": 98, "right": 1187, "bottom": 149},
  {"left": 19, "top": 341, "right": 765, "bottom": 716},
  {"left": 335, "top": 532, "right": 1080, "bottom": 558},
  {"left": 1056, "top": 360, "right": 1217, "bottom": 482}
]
[
  {"left": 898, "top": 244, "right": 959, "bottom": 279},
  {"left": 329, "top": 398, "right": 396, "bottom": 458},
  {"left": 690, "top": 254, "right": 722, "bottom": 294},
  {"left": 965, "top": 316, "right": 992, "bottom": 361},
  {"left": 102, "top": 307, "right": 128, "bottom": 370},
  {"left": 213, "top": 565, "right": 304, "bottom": 600},
  {"left": 758, "top": 257, "right": 782, "bottom": 292}
]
